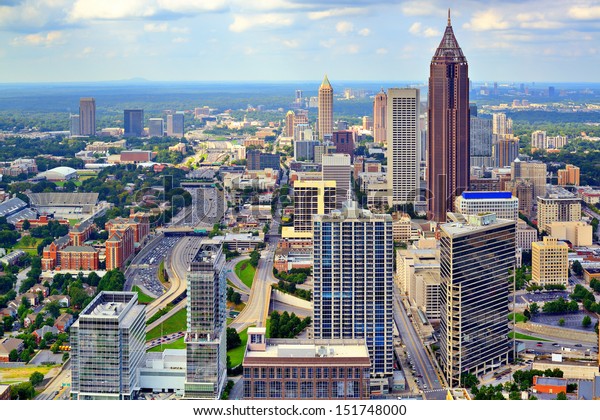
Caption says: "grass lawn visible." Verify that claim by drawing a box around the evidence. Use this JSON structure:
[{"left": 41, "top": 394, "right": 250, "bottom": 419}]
[
  {"left": 13, "top": 237, "right": 42, "bottom": 256},
  {"left": 227, "top": 327, "right": 248, "bottom": 367},
  {"left": 508, "top": 313, "right": 527, "bottom": 323},
  {"left": 146, "top": 308, "right": 187, "bottom": 341},
  {"left": 132, "top": 285, "right": 155, "bottom": 304},
  {"left": 148, "top": 337, "right": 186, "bottom": 352},
  {"left": 68, "top": 219, "right": 79, "bottom": 227},
  {"left": 509, "top": 332, "right": 550, "bottom": 341},
  {"left": 265, "top": 318, "right": 271, "bottom": 339},
  {"left": 235, "top": 259, "right": 255, "bottom": 289},
  {"left": 0, "top": 365, "right": 56, "bottom": 384}
]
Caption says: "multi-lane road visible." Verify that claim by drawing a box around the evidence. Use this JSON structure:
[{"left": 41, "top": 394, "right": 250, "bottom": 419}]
[{"left": 393, "top": 287, "right": 446, "bottom": 400}]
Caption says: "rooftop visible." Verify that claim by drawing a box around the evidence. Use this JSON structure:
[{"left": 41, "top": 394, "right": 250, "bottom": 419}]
[{"left": 246, "top": 338, "right": 370, "bottom": 360}]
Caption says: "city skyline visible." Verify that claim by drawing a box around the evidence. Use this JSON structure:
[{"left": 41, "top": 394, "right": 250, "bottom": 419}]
[{"left": 3, "top": 1, "right": 600, "bottom": 83}]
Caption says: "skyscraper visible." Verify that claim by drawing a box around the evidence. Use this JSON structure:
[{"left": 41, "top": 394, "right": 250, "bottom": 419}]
[
  {"left": 167, "top": 112, "right": 184, "bottom": 137},
  {"left": 148, "top": 118, "right": 164, "bottom": 137},
  {"left": 386, "top": 88, "right": 420, "bottom": 206},
  {"left": 69, "top": 114, "right": 80, "bottom": 137},
  {"left": 322, "top": 153, "right": 351, "bottom": 209},
  {"left": 492, "top": 113, "right": 518, "bottom": 167},
  {"left": 284, "top": 110, "right": 295, "bottom": 137},
  {"left": 293, "top": 180, "right": 336, "bottom": 234},
  {"left": 470, "top": 111, "right": 493, "bottom": 168},
  {"left": 184, "top": 240, "right": 227, "bottom": 399},
  {"left": 71, "top": 291, "right": 145, "bottom": 400},
  {"left": 373, "top": 89, "right": 387, "bottom": 145},
  {"left": 318, "top": 75, "right": 333, "bottom": 140},
  {"left": 124, "top": 109, "right": 144, "bottom": 137},
  {"left": 439, "top": 213, "right": 515, "bottom": 386},
  {"left": 427, "top": 11, "right": 470, "bottom": 222},
  {"left": 312, "top": 201, "right": 394, "bottom": 376},
  {"left": 79, "top": 97, "right": 96, "bottom": 136}
]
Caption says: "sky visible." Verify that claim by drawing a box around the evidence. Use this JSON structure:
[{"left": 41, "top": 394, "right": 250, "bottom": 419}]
[{"left": 1, "top": 0, "right": 600, "bottom": 83}]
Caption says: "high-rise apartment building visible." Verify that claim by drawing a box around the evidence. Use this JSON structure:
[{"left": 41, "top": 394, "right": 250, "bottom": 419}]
[
  {"left": 124, "top": 109, "right": 144, "bottom": 137},
  {"left": 322, "top": 153, "right": 351, "bottom": 209},
  {"left": 148, "top": 118, "right": 164, "bottom": 137},
  {"left": 312, "top": 201, "right": 394, "bottom": 376},
  {"left": 439, "top": 213, "right": 515, "bottom": 386},
  {"left": 185, "top": 240, "right": 227, "bottom": 399},
  {"left": 537, "top": 186, "right": 582, "bottom": 233},
  {"left": 531, "top": 130, "right": 546, "bottom": 150},
  {"left": 294, "top": 140, "right": 319, "bottom": 161},
  {"left": 71, "top": 291, "right": 145, "bottom": 400},
  {"left": 492, "top": 113, "right": 519, "bottom": 168},
  {"left": 318, "top": 75, "right": 333, "bottom": 140},
  {"left": 373, "top": 89, "right": 387, "bottom": 146},
  {"left": 511, "top": 159, "right": 547, "bottom": 201},
  {"left": 558, "top": 164, "right": 580, "bottom": 186},
  {"left": 531, "top": 237, "right": 569, "bottom": 287},
  {"left": 427, "top": 12, "right": 470, "bottom": 222},
  {"left": 79, "top": 97, "right": 96, "bottom": 136},
  {"left": 167, "top": 112, "right": 184, "bottom": 137},
  {"left": 386, "top": 88, "right": 420, "bottom": 206},
  {"left": 455, "top": 191, "right": 519, "bottom": 220}
]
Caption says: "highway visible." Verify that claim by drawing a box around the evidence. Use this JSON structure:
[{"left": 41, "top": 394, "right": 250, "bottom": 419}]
[
  {"left": 393, "top": 287, "right": 446, "bottom": 400},
  {"left": 36, "top": 359, "right": 71, "bottom": 400}
]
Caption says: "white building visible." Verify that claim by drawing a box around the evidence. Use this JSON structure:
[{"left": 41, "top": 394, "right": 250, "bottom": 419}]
[{"left": 455, "top": 191, "right": 519, "bottom": 221}]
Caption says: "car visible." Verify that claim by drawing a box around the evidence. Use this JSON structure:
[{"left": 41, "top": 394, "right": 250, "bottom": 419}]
[
  {"left": 575, "top": 344, "right": 582, "bottom": 347},
  {"left": 536, "top": 343, "right": 543, "bottom": 347}
]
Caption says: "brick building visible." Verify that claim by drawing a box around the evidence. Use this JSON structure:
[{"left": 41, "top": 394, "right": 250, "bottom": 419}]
[{"left": 59, "top": 246, "right": 100, "bottom": 271}]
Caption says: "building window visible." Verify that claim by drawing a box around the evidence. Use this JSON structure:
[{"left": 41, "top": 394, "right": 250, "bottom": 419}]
[
  {"left": 269, "top": 381, "right": 282, "bottom": 399},
  {"left": 285, "top": 382, "right": 298, "bottom": 399},
  {"left": 255, "top": 381, "right": 266, "bottom": 399}
]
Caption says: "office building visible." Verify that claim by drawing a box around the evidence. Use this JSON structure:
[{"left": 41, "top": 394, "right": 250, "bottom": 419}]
[
  {"left": 167, "top": 112, "right": 184, "bottom": 137},
  {"left": 185, "top": 240, "right": 227, "bottom": 399},
  {"left": 332, "top": 130, "right": 355, "bottom": 159},
  {"left": 123, "top": 109, "right": 144, "bottom": 137},
  {"left": 427, "top": 12, "right": 470, "bottom": 222},
  {"left": 455, "top": 191, "right": 519, "bottom": 220},
  {"left": 294, "top": 140, "right": 320, "bottom": 162},
  {"left": 313, "top": 201, "right": 394, "bottom": 377},
  {"left": 516, "top": 220, "right": 538, "bottom": 251},
  {"left": 511, "top": 159, "right": 547, "bottom": 202},
  {"left": 373, "top": 89, "right": 387, "bottom": 145},
  {"left": 79, "top": 97, "right": 96, "bottom": 136},
  {"left": 247, "top": 149, "right": 261, "bottom": 171},
  {"left": 70, "top": 114, "right": 80, "bottom": 137},
  {"left": 387, "top": 88, "right": 420, "bottom": 206},
  {"left": 71, "top": 292, "right": 146, "bottom": 400},
  {"left": 259, "top": 153, "right": 281, "bottom": 171},
  {"left": 318, "top": 75, "right": 333, "bottom": 140},
  {"left": 470, "top": 115, "right": 493, "bottom": 168},
  {"left": 537, "top": 186, "right": 582, "bottom": 233},
  {"left": 292, "top": 180, "right": 336, "bottom": 234},
  {"left": 547, "top": 221, "right": 593, "bottom": 247},
  {"left": 439, "top": 213, "right": 515, "bottom": 386},
  {"left": 285, "top": 110, "right": 295, "bottom": 137},
  {"left": 558, "top": 164, "right": 580, "bottom": 186},
  {"left": 493, "top": 137, "right": 519, "bottom": 169},
  {"left": 314, "top": 143, "right": 336, "bottom": 164},
  {"left": 322, "top": 153, "right": 351, "bottom": 209},
  {"left": 243, "top": 328, "right": 371, "bottom": 400},
  {"left": 148, "top": 118, "right": 164, "bottom": 137},
  {"left": 362, "top": 116, "right": 373, "bottom": 130},
  {"left": 531, "top": 237, "right": 569, "bottom": 287}
]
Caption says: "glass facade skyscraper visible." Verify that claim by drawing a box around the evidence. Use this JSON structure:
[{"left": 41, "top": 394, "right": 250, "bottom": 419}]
[
  {"left": 184, "top": 240, "right": 227, "bottom": 399},
  {"left": 312, "top": 201, "right": 394, "bottom": 377},
  {"left": 71, "top": 292, "right": 146, "bottom": 400},
  {"left": 439, "top": 213, "right": 515, "bottom": 386}
]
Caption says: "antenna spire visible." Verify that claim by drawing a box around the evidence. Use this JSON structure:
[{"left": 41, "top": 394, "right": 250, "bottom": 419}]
[{"left": 448, "top": 8, "right": 451, "bottom": 26}]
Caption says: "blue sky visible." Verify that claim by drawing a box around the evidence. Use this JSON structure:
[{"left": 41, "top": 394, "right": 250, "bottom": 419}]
[{"left": 1, "top": 0, "right": 600, "bottom": 83}]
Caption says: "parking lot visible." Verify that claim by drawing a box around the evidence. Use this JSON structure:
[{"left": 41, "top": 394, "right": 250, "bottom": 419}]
[{"left": 520, "top": 291, "right": 570, "bottom": 304}]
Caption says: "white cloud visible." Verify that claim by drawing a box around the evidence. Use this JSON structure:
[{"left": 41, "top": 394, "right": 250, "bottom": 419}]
[
  {"left": 568, "top": 6, "right": 600, "bottom": 20},
  {"left": 401, "top": 1, "right": 444, "bottom": 17},
  {"left": 376, "top": 48, "right": 388, "bottom": 55},
  {"left": 320, "top": 38, "right": 336, "bottom": 48},
  {"left": 282, "top": 39, "right": 299, "bottom": 48},
  {"left": 463, "top": 10, "right": 511, "bottom": 31},
  {"left": 408, "top": 22, "right": 422, "bottom": 35},
  {"left": 81, "top": 46, "right": 93, "bottom": 55},
  {"left": 520, "top": 21, "right": 565, "bottom": 30},
  {"left": 244, "top": 46, "right": 258, "bottom": 55},
  {"left": 336, "top": 21, "right": 354, "bottom": 35},
  {"left": 423, "top": 27, "right": 440, "bottom": 38},
  {"left": 172, "top": 37, "right": 189, "bottom": 44},
  {"left": 144, "top": 23, "right": 169, "bottom": 33},
  {"left": 69, "top": 0, "right": 156, "bottom": 21},
  {"left": 308, "top": 7, "right": 364, "bottom": 20},
  {"left": 156, "top": 0, "right": 228, "bottom": 13},
  {"left": 346, "top": 44, "right": 359, "bottom": 54},
  {"left": 229, "top": 13, "right": 293, "bottom": 32},
  {"left": 171, "top": 26, "right": 190, "bottom": 34},
  {"left": 358, "top": 28, "right": 370, "bottom": 36},
  {"left": 12, "top": 30, "right": 65, "bottom": 46}
]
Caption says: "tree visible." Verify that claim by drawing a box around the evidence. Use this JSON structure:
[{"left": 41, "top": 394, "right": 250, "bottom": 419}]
[
  {"left": 9, "top": 349, "right": 19, "bottom": 362},
  {"left": 226, "top": 328, "right": 241, "bottom": 350},
  {"left": 29, "top": 371, "right": 44, "bottom": 387},
  {"left": 22, "top": 219, "right": 30, "bottom": 230},
  {"left": 582, "top": 315, "right": 592, "bottom": 328},
  {"left": 558, "top": 318, "right": 565, "bottom": 326},
  {"left": 45, "top": 301, "right": 61, "bottom": 318},
  {"left": 529, "top": 302, "right": 539, "bottom": 316},
  {"left": 556, "top": 391, "right": 567, "bottom": 400},
  {"left": 10, "top": 382, "right": 35, "bottom": 400},
  {"left": 249, "top": 249, "right": 260, "bottom": 268},
  {"left": 460, "top": 372, "right": 480, "bottom": 389},
  {"left": 571, "top": 260, "right": 584, "bottom": 276}
]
